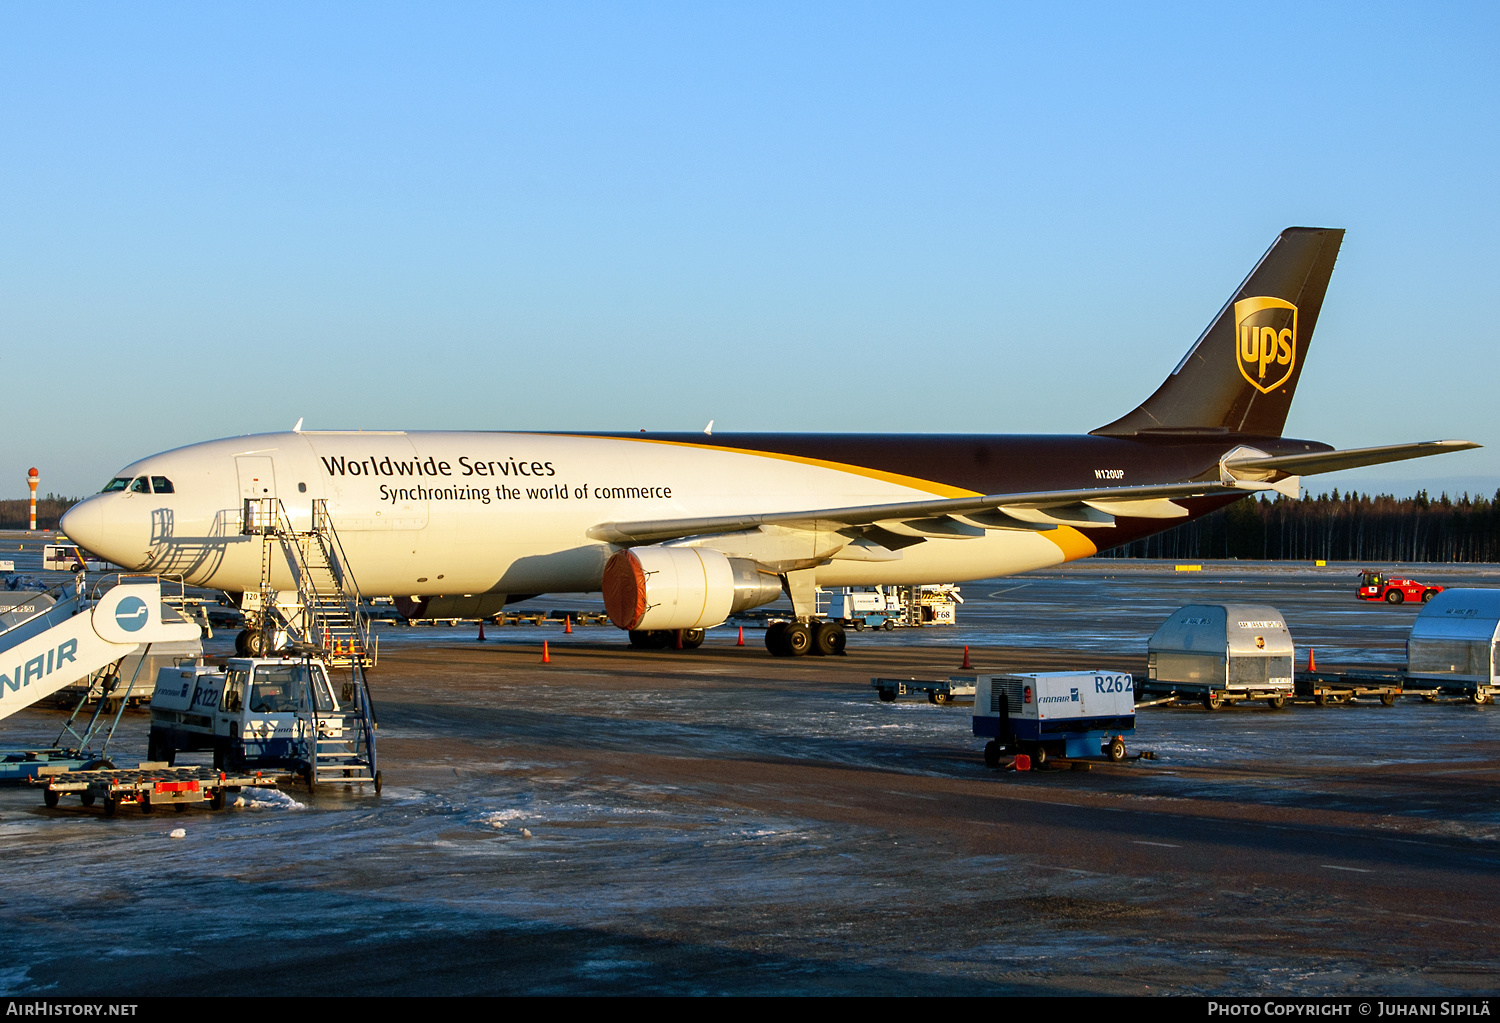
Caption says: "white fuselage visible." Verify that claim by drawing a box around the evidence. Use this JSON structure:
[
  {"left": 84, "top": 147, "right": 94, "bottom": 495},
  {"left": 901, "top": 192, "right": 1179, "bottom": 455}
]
[{"left": 61, "top": 431, "right": 1094, "bottom": 601}]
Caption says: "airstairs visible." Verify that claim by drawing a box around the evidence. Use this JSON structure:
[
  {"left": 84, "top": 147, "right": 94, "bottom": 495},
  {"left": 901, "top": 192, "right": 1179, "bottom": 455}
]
[
  {"left": 242, "top": 498, "right": 380, "bottom": 788},
  {"left": 0, "top": 574, "right": 203, "bottom": 779}
]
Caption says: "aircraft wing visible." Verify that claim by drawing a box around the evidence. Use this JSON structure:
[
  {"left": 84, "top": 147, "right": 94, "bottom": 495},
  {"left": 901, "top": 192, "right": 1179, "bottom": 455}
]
[
  {"left": 589, "top": 439, "right": 1481, "bottom": 547},
  {"left": 1221, "top": 439, "right": 1480, "bottom": 477},
  {"left": 586, "top": 479, "right": 1273, "bottom": 546}
]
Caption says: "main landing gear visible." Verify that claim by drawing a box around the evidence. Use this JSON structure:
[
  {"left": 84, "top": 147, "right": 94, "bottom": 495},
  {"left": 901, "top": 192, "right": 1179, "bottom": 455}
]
[
  {"left": 765, "top": 620, "right": 846, "bottom": 657},
  {"left": 628, "top": 629, "right": 706, "bottom": 650}
]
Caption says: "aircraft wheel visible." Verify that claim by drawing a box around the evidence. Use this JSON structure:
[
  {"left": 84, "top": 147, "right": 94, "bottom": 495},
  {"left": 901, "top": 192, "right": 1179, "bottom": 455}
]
[
  {"left": 244, "top": 630, "right": 273, "bottom": 657},
  {"left": 629, "top": 630, "right": 671, "bottom": 649},
  {"left": 765, "top": 622, "right": 790, "bottom": 656},
  {"left": 811, "top": 621, "right": 845, "bottom": 657},
  {"left": 680, "top": 629, "right": 705, "bottom": 649},
  {"left": 1421, "top": 589, "right": 1438, "bottom": 603},
  {"left": 234, "top": 630, "right": 251, "bottom": 655},
  {"left": 783, "top": 622, "right": 812, "bottom": 656},
  {"left": 1385, "top": 589, "right": 1404, "bottom": 604}
]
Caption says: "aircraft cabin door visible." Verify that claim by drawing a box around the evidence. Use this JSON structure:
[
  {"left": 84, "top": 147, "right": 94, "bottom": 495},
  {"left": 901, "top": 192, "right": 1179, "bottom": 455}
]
[
  {"left": 237, "top": 457, "right": 278, "bottom": 533},
  {"left": 236, "top": 457, "right": 277, "bottom": 502}
]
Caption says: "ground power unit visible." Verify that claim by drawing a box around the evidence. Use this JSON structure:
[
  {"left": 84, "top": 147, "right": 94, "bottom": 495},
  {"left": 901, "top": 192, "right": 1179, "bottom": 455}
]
[{"left": 967, "top": 670, "right": 1135, "bottom": 767}]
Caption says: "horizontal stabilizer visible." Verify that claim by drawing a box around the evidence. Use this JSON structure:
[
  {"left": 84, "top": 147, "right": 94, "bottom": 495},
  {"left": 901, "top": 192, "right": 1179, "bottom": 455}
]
[{"left": 1223, "top": 440, "right": 1480, "bottom": 478}]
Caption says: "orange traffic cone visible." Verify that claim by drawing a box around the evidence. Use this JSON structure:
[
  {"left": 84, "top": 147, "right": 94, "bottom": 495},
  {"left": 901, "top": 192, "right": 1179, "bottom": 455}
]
[
  {"left": 542, "top": 640, "right": 551, "bottom": 664},
  {"left": 478, "top": 620, "right": 486, "bottom": 642},
  {"left": 736, "top": 626, "right": 744, "bottom": 647},
  {"left": 1308, "top": 648, "right": 1316, "bottom": 672},
  {"left": 961, "top": 645, "right": 972, "bottom": 670},
  {"left": 564, "top": 615, "right": 572, "bottom": 633}
]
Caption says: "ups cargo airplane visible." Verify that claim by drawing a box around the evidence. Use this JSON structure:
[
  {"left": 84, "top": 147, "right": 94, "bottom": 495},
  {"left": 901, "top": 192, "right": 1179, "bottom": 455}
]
[{"left": 61, "top": 227, "right": 1477, "bottom": 656}]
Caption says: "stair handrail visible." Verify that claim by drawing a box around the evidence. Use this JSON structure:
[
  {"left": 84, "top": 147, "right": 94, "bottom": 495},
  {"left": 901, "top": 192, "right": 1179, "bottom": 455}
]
[
  {"left": 0, "top": 574, "right": 86, "bottom": 640},
  {"left": 308, "top": 499, "right": 372, "bottom": 662}
]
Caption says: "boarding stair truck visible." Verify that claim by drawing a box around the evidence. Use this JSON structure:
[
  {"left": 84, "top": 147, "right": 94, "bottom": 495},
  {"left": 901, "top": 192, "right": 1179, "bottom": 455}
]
[
  {"left": 1142, "top": 605, "right": 1296, "bottom": 710},
  {"left": 233, "top": 497, "right": 380, "bottom": 789},
  {"left": 1403, "top": 589, "right": 1500, "bottom": 704},
  {"left": 0, "top": 576, "right": 203, "bottom": 780},
  {"left": 147, "top": 654, "right": 379, "bottom": 790},
  {"left": 971, "top": 671, "right": 1136, "bottom": 768}
]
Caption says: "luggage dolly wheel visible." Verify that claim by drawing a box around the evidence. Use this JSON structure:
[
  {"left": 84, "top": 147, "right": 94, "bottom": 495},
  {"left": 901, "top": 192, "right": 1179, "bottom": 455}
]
[
  {"left": 139, "top": 792, "right": 153, "bottom": 814},
  {"left": 1381, "top": 692, "right": 1398, "bottom": 707},
  {"left": 80, "top": 791, "right": 95, "bottom": 807},
  {"left": 983, "top": 740, "right": 1001, "bottom": 769},
  {"left": 373, "top": 770, "right": 383, "bottom": 795},
  {"left": 876, "top": 688, "right": 896, "bottom": 703},
  {"left": 1103, "top": 737, "right": 1126, "bottom": 762},
  {"left": 1203, "top": 691, "right": 1224, "bottom": 711},
  {"left": 209, "top": 788, "right": 225, "bottom": 811},
  {"left": 928, "top": 691, "right": 952, "bottom": 706},
  {"left": 1472, "top": 690, "right": 1492, "bottom": 706},
  {"left": 103, "top": 797, "right": 118, "bottom": 818},
  {"left": 1265, "top": 694, "right": 1286, "bottom": 710},
  {"left": 43, "top": 788, "right": 59, "bottom": 809}
]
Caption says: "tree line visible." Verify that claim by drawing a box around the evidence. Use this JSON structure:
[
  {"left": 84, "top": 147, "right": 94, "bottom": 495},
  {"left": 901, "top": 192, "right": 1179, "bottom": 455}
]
[
  {"left": 1103, "top": 490, "right": 1500, "bottom": 563},
  {"left": 0, "top": 495, "right": 82, "bottom": 531}
]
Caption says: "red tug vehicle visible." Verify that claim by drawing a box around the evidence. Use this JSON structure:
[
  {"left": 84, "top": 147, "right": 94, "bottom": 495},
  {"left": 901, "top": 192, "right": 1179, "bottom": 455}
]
[{"left": 1357, "top": 571, "right": 1442, "bottom": 604}]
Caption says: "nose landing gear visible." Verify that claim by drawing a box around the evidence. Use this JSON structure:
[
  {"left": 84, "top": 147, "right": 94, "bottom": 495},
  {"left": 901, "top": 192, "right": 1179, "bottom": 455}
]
[{"left": 234, "top": 629, "right": 274, "bottom": 657}]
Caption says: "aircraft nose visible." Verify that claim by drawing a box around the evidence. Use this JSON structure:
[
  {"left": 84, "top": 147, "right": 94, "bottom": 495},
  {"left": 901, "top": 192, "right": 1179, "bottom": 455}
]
[
  {"left": 60, "top": 496, "right": 151, "bottom": 569},
  {"left": 59, "top": 500, "right": 102, "bottom": 554}
]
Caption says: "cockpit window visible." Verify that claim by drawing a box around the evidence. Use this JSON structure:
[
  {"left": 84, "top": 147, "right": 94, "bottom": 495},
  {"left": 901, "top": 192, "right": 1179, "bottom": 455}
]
[
  {"left": 129, "top": 477, "right": 151, "bottom": 494},
  {"left": 101, "top": 478, "right": 131, "bottom": 493},
  {"left": 151, "top": 477, "right": 174, "bottom": 494}
]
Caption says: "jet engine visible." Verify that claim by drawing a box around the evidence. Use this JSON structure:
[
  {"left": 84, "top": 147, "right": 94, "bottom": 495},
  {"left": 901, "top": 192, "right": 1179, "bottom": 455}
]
[{"left": 603, "top": 546, "right": 782, "bottom": 631}]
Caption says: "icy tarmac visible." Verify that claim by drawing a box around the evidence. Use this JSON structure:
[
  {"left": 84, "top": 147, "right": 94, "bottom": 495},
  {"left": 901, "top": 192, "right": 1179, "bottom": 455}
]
[{"left": 2, "top": 561, "right": 1499, "bottom": 995}]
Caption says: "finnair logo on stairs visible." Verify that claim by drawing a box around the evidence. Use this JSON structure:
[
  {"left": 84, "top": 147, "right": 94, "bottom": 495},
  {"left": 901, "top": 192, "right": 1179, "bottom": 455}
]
[
  {"left": 114, "top": 597, "right": 148, "bottom": 632},
  {"left": 1, "top": 640, "right": 79, "bottom": 697}
]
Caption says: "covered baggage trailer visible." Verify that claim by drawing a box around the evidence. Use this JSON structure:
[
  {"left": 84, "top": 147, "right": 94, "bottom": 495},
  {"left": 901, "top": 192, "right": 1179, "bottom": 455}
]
[
  {"left": 1404, "top": 589, "right": 1500, "bottom": 704},
  {"left": 1144, "top": 604, "right": 1295, "bottom": 710},
  {"left": 972, "top": 671, "right": 1135, "bottom": 768}
]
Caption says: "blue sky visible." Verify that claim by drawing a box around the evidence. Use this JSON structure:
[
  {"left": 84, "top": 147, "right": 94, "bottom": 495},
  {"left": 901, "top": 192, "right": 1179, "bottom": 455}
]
[{"left": 2, "top": 3, "right": 1495, "bottom": 499}]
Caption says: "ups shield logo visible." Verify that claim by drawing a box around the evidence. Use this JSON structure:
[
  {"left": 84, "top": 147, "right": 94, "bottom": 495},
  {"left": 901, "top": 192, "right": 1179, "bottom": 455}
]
[{"left": 1235, "top": 296, "right": 1297, "bottom": 393}]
